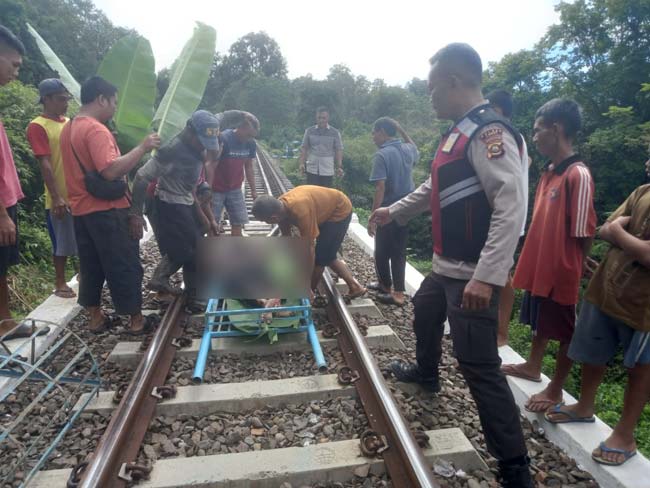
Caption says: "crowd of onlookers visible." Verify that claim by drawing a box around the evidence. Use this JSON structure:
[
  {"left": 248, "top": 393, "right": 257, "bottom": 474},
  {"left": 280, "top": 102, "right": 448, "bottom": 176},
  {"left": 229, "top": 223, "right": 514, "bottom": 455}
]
[{"left": 1, "top": 23, "right": 649, "bottom": 487}]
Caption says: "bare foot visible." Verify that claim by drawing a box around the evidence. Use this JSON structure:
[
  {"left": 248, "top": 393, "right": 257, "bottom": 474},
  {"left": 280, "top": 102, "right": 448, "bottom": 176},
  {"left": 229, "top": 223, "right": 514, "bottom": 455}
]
[
  {"left": 525, "top": 386, "right": 563, "bottom": 412},
  {"left": 501, "top": 362, "right": 542, "bottom": 382}
]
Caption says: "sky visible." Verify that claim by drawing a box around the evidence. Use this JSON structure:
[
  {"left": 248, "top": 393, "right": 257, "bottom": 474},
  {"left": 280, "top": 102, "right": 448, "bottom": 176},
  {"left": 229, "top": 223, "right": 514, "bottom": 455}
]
[{"left": 91, "top": 0, "right": 563, "bottom": 86}]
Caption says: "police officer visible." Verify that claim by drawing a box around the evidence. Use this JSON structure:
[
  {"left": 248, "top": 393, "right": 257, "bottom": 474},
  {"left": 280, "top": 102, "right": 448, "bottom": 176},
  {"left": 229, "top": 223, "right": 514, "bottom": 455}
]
[{"left": 371, "top": 43, "right": 533, "bottom": 487}]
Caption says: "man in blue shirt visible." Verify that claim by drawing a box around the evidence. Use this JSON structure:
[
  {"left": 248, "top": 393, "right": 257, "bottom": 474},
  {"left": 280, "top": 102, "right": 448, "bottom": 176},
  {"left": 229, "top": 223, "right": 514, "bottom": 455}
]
[{"left": 367, "top": 117, "right": 418, "bottom": 305}]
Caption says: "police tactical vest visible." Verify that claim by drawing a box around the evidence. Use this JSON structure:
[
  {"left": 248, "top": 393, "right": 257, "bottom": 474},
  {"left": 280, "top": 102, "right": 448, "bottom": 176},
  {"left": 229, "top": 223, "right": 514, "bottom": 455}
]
[{"left": 430, "top": 104, "right": 522, "bottom": 263}]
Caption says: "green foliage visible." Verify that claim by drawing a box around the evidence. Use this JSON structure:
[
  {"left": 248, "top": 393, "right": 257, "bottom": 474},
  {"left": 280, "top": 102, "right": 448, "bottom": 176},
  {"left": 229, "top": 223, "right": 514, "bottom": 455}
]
[
  {"left": 151, "top": 22, "right": 216, "bottom": 144},
  {"left": 0, "top": 81, "right": 42, "bottom": 209},
  {"left": 2, "top": 0, "right": 132, "bottom": 86},
  {"left": 26, "top": 23, "right": 81, "bottom": 102},
  {"left": 97, "top": 34, "right": 156, "bottom": 150}
]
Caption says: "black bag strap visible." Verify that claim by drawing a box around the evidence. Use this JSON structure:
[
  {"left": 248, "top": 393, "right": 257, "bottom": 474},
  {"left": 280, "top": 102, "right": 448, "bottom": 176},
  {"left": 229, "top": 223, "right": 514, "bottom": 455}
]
[{"left": 69, "top": 118, "right": 89, "bottom": 175}]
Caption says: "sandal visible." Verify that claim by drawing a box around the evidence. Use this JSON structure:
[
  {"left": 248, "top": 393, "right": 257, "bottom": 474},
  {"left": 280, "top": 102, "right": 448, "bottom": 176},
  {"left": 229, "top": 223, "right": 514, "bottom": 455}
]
[
  {"left": 127, "top": 314, "right": 159, "bottom": 336},
  {"left": 376, "top": 293, "right": 406, "bottom": 306},
  {"left": 544, "top": 404, "right": 595, "bottom": 424},
  {"left": 88, "top": 315, "right": 120, "bottom": 334},
  {"left": 2, "top": 322, "right": 51, "bottom": 340},
  {"left": 53, "top": 287, "right": 76, "bottom": 298},
  {"left": 592, "top": 442, "right": 637, "bottom": 466},
  {"left": 345, "top": 288, "right": 367, "bottom": 301},
  {"left": 501, "top": 363, "right": 542, "bottom": 383}
]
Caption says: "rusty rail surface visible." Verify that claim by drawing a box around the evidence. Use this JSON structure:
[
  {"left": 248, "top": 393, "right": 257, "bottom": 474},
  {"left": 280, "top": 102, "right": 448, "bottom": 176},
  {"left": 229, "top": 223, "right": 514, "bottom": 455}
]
[
  {"left": 264, "top": 149, "right": 438, "bottom": 487},
  {"left": 78, "top": 296, "right": 186, "bottom": 488}
]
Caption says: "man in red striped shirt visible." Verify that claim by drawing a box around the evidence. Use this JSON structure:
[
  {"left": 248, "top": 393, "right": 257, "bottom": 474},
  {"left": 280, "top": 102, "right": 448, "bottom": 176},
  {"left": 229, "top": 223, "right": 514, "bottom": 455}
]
[{"left": 502, "top": 99, "right": 597, "bottom": 413}]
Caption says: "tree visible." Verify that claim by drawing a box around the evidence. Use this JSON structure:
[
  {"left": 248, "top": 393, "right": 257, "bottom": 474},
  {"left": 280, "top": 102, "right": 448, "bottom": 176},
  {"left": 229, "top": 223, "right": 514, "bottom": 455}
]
[{"left": 1, "top": 0, "right": 132, "bottom": 86}]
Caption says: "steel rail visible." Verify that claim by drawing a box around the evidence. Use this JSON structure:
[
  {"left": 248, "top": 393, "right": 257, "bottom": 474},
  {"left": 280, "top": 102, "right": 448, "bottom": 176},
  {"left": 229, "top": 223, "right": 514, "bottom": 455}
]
[
  {"left": 262, "top": 149, "right": 438, "bottom": 487},
  {"left": 79, "top": 296, "right": 186, "bottom": 488}
]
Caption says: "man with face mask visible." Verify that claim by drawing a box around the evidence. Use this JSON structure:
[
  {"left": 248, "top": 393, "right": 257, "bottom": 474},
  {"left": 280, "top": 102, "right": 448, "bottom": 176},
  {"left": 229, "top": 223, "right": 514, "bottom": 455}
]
[
  {"left": 60, "top": 76, "right": 160, "bottom": 335},
  {"left": 370, "top": 43, "right": 532, "bottom": 487}
]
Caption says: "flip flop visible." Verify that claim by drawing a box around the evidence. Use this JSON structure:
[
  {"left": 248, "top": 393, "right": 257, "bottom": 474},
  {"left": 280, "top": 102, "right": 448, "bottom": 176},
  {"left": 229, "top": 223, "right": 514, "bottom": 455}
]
[
  {"left": 2, "top": 322, "right": 51, "bottom": 341},
  {"left": 367, "top": 281, "right": 388, "bottom": 292},
  {"left": 88, "top": 315, "right": 120, "bottom": 335},
  {"left": 376, "top": 293, "right": 406, "bottom": 306},
  {"left": 525, "top": 397, "right": 561, "bottom": 413},
  {"left": 345, "top": 288, "right": 367, "bottom": 301},
  {"left": 54, "top": 287, "right": 76, "bottom": 298},
  {"left": 592, "top": 442, "right": 637, "bottom": 466},
  {"left": 544, "top": 404, "right": 595, "bottom": 423},
  {"left": 501, "top": 364, "right": 543, "bottom": 383},
  {"left": 127, "top": 314, "right": 159, "bottom": 336}
]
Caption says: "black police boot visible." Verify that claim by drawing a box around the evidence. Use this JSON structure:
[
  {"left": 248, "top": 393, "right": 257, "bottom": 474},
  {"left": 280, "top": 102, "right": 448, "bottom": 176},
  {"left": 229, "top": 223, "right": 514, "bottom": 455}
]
[
  {"left": 389, "top": 360, "right": 440, "bottom": 393},
  {"left": 498, "top": 456, "right": 534, "bottom": 488}
]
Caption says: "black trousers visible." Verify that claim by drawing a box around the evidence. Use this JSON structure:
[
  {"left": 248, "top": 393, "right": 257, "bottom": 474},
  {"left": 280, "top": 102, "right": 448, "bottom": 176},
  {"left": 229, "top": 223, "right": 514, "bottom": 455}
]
[
  {"left": 374, "top": 220, "right": 408, "bottom": 292},
  {"left": 74, "top": 208, "right": 142, "bottom": 315},
  {"left": 306, "top": 172, "right": 333, "bottom": 188},
  {"left": 412, "top": 272, "right": 527, "bottom": 461}
]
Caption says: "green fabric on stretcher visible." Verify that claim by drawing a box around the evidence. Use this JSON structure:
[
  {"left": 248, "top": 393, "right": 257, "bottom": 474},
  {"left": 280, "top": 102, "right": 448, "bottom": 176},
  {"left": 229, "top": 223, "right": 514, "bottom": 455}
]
[{"left": 224, "top": 299, "right": 303, "bottom": 344}]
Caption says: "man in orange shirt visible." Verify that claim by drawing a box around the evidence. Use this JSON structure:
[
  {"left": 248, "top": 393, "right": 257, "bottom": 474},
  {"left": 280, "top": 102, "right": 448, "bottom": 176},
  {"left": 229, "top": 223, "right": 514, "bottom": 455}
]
[
  {"left": 503, "top": 99, "right": 597, "bottom": 412},
  {"left": 60, "top": 76, "right": 160, "bottom": 334},
  {"left": 252, "top": 186, "right": 366, "bottom": 298}
]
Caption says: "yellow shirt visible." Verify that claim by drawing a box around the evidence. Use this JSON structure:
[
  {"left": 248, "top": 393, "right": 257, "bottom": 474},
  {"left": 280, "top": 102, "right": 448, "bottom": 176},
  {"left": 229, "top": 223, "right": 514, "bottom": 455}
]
[
  {"left": 279, "top": 185, "right": 352, "bottom": 239},
  {"left": 27, "top": 115, "right": 69, "bottom": 209}
]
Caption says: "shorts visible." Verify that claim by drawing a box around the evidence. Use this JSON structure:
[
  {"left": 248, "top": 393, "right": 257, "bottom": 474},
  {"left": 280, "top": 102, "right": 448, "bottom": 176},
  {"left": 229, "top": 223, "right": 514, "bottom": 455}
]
[
  {"left": 519, "top": 291, "right": 576, "bottom": 343},
  {"left": 314, "top": 213, "right": 351, "bottom": 266},
  {"left": 46, "top": 210, "right": 78, "bottom": 256},
  {"left": 569, "top": 301, "right": 650, "bottom": 368},
  {"left": 0, "top": 205, "right": 19, "bottom": 276},
  {"left": 212, "top": 188, "right": 249, "bottom": 226}
]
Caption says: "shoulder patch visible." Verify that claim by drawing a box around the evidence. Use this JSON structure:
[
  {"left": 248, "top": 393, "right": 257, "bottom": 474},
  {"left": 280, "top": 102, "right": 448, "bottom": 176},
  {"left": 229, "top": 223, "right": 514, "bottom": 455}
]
[{"left": 479, "top": 127, "right": 505, "bottom": 160}]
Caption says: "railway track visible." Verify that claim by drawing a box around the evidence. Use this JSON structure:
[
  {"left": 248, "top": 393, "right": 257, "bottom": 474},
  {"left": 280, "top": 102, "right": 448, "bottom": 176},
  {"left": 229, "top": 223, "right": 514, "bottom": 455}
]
[{"left": 21, "top": 150, "right": 445, "bottom": 487}]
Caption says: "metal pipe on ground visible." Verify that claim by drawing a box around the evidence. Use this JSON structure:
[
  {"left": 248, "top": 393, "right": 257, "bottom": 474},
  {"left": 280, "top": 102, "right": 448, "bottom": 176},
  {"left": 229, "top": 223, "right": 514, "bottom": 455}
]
[{"left": 79, "top": 296, "right": 186, "bottom": 488}]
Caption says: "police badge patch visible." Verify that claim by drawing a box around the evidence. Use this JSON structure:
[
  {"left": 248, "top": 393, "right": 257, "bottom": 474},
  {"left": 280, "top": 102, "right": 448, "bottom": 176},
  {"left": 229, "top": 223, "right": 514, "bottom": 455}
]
[{"left": 479, "top": 127, "right": 505, "bottom": 160}]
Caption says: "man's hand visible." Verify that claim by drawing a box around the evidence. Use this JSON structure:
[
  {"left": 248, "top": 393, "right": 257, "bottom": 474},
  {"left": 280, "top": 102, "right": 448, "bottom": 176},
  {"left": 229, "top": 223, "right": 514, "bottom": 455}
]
[
  {"left": 51, "top": 195, "right": 68, "bottom": 220},
  {"left": 369, "top": 207, "right": 391, "bottom": 227},
  {"left": 0, "top": 213, "right": 16, "bottom": 246},
  {"left": 251, "top": 189, "right": 258, "bottom": 200},
  {"left": 599, "top": 216, "right": 631, "bottom": 246},
  {"left": 128, "top": 214, "right": 147, "bottom": 241},
  {"left": 336, "top": 166, "right": 344, "bottom": 178},
  {"left": 583, "top": 256, "right": 599, "bottom": 278},
  {"left": 298, "top": 164, "right": 305, "bottom": 176},
  {"left": 209, "top": 220, "right": 221, "bottom": 236},
  {"left": 367, "top": 221, "right": 377, "bottom": 237},
  {"left": 645, "top": 158, "right": 649, "bottom": 178},
  {"left": 461, "top": 279, "right": 493, "bottom": 311},
  {"left": 141, "top": 133, "right": 161, "bottom": 152}
]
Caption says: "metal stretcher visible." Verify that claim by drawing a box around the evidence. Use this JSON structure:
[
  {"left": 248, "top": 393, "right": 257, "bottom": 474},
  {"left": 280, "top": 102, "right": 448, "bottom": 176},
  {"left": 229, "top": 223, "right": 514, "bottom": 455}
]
[{"left": 192, "top": 297, "right": 326, "bottom": 383}]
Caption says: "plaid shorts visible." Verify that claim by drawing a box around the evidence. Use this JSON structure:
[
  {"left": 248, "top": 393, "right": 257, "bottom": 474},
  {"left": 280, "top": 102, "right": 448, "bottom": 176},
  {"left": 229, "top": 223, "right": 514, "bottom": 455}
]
[{"left": 212, "top": 188, "right": 249, "bottom": 226}]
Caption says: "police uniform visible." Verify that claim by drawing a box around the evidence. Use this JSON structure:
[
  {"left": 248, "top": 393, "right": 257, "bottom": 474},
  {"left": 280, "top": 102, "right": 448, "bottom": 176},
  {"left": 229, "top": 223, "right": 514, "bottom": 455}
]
[{"left": 389, "top": 103, "right": 528, "bottom": 461}]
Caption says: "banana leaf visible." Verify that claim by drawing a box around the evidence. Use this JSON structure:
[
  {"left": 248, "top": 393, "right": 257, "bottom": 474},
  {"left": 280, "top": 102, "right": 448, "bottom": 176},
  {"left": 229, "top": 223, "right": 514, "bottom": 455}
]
[
  {"left": 26, "top": 23, "right": 81, "bottom": 103},
  {"left": 151, "top": 22, "right": 216, "bottom": 143},
  {"left": 97, "top": 34, "right": 156, "bottom": 151},
  {"left": 225, "top": 299, "right": 302, "bottom": 344}
]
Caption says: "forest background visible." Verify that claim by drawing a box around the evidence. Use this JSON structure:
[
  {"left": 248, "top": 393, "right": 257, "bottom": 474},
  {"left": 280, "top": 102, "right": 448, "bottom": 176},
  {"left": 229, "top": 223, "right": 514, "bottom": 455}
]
[{"left": 1, "top": 0, "right": 649, "bottom": 455}]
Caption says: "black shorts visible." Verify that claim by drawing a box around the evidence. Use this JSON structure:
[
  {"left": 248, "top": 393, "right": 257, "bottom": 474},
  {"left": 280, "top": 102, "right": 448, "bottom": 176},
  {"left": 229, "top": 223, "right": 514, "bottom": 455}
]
[
  {"left": 314, "top": 212, "right": 351, "bottom": 266},
  {"left": 155, "top": 198, "right": 201, "bottom": 266},
  {"left": 0, "top": 205, "right": 19, "bottom": 276}
]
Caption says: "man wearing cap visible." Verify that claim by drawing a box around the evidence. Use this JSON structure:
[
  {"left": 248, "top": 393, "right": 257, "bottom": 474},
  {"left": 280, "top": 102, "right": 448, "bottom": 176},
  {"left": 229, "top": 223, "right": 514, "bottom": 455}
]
[
  {"left": 26, "top": 79, "right": 77, "bottom": 299},
  {"left": 130, "top": 110, "right": 221, "bottom": 300}
]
